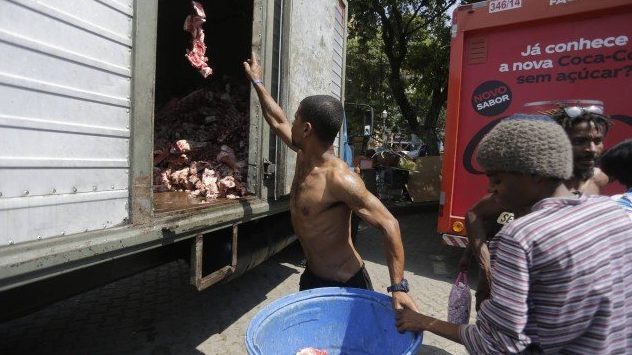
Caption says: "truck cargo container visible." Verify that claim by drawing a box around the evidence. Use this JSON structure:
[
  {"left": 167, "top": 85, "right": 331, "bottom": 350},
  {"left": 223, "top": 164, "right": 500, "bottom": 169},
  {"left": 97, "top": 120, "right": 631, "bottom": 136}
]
[{"left": 0, "top": 0, "right": 349, "bottom": 319}]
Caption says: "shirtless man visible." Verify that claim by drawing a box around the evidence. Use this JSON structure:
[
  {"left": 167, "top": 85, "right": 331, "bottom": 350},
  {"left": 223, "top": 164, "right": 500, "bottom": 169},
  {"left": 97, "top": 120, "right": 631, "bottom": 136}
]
[
  {"left": 243, "top": 53, "right": 417, "bottom": 311},
  {"left": 549, "top": 105, "right": 610, "bottom": 195}
]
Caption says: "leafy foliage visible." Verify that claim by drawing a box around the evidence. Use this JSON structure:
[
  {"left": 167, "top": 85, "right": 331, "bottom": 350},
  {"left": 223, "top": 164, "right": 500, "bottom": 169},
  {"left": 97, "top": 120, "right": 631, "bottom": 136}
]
[{"left": 346, "top": 0, "right": 459, "bottom": 154}]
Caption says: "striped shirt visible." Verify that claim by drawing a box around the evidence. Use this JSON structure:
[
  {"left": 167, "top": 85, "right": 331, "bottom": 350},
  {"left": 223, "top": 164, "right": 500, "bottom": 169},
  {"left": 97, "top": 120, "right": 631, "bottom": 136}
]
[
  {"left": 460, "top": 195, "right": 632, "bottom": 354},
  {"left": 615, "top": 189, "right": 632, "bottom": 216}
]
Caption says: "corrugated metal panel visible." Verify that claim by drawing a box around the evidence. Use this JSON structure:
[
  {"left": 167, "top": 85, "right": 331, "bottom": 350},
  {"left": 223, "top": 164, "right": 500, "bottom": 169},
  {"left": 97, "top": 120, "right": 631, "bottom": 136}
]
[
  {"left": 0, "top": 0, "right": 133, "bottom": 245},
  {"left": 0, "top": 191, "right": 128, "bottom": 244}
]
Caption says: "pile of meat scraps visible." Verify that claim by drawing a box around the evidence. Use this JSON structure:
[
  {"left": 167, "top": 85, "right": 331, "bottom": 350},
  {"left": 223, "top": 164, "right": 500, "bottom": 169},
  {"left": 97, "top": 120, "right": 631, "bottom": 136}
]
[
  {"left": 184, "top": 1, "right": 212, "bottom": 78},
  {"left": 153, "top": 83, "right": 250, "bottom": 200}
]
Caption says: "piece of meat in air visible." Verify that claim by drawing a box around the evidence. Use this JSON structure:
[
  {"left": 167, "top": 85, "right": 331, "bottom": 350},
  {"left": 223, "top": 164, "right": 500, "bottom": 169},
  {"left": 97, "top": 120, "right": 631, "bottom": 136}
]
[{"left": 183, "top": 1, "right": 212, "bottom": 78}]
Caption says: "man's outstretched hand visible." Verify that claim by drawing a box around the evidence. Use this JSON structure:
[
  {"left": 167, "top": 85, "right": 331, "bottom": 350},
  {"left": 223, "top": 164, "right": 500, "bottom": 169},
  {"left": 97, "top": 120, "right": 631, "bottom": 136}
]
[
  {"left": 395, "top": 308, "right": 428, "bottom": 332},
  {"left": 396, "top": 308, "right": 464, "bottom": 343},
  {"left": 243, "top": 51, "right": 262, "bottom": 83}
]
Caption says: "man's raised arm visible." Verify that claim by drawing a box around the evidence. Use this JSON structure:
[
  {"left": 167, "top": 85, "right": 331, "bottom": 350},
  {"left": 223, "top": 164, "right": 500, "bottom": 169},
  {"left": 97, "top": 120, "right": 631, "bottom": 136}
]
[
  {"left": 330, "top": 169, "right": 418, "bottom": 312},
  {"left": 243, "top": 52, "right": 297, "bottom": 152}
]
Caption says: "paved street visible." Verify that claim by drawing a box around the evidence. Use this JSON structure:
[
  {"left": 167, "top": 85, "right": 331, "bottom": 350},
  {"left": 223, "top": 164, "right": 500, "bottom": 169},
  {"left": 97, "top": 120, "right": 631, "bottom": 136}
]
[{"left": 0, "top": 207, "right": 477, "bottom": 355}]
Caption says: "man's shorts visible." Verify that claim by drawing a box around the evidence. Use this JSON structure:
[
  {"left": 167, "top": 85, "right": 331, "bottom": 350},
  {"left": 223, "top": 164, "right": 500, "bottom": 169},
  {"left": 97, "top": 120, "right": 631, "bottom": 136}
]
[{"left": 299, "top": 264, "right": 374, "bottom": 291}]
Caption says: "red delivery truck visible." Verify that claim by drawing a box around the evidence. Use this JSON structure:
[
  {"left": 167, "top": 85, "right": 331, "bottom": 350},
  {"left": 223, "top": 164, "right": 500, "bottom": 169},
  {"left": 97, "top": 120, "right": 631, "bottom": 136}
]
[{"left": 438, "top": 0, "right": 632, "bottom": 247}]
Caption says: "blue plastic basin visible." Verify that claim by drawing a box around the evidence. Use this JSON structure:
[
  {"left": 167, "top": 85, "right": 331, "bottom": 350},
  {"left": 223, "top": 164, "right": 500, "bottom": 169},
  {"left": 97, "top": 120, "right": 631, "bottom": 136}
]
[{"left": 246, "top": 287, "right": 422, "bottom": 355}]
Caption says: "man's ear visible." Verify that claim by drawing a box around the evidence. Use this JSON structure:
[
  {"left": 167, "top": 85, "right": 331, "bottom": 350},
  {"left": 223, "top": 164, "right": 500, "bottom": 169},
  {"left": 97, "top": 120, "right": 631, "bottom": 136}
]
[{"left": 303, "top": 122, "right": 312, "bottom": 137}]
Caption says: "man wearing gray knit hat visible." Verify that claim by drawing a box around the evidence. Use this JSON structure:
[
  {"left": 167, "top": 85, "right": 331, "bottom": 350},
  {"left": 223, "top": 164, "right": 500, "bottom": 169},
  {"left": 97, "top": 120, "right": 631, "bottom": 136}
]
[
  {"left": 396, "top": 114, "right": 632, "bottom": 354},
  {"left": 476, "top": 114, "right": 572, "bottom": 179},
  {"left": 457, "top": 114, "right": 574, "bottom": 311},
  {"left": 474, "top": 114, "right": 573, "bottom": 215}
]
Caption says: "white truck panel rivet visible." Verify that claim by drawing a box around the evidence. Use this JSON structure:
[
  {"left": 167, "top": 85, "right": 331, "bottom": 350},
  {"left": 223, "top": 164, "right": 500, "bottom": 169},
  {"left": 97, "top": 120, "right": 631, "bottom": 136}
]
[
  {"left": 52, "top": 189, "right": 56, "bottom": 193},
  {"left": 61, "top": 232, "right": 65, "bottom": 236},
  {"left": 37, "top": 236, "right": 42, "bottom": 240},
  {"left": 126, "top": 109, "right": 130, "bottom": 113},
  {"left": 24, "top": 190, "right": 29, "bottom": 196},
  {"left": 93, "top": 186, "right": 97, "bottom": 191},
  {"left": 111, "top": 185, "right": 115, "bottom": 189},
  {"left": 72, "top": 187, "right": 78, "bottom": 193},
  {"left": 8, "top": 240, "right": 14, "bottom": 245}
]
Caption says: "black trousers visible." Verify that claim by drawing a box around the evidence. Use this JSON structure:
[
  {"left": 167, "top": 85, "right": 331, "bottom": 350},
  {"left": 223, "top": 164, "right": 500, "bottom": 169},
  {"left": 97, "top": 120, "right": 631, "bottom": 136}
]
[{"left": 299, "top": 264, "right": 374, "bottom": 291}]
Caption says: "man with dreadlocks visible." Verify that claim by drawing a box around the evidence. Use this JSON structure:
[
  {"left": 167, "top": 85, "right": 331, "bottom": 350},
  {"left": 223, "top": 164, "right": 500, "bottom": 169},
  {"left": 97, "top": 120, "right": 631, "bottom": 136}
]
[{"left": 549, "top": 105, "right": 611, "bottom": 195}]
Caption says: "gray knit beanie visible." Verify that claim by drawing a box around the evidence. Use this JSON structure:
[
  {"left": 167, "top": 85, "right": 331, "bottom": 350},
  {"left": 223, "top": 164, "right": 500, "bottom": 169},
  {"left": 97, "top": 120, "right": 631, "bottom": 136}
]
[{"left": 476, "top": 114, "right": 573, "bottom": 179}]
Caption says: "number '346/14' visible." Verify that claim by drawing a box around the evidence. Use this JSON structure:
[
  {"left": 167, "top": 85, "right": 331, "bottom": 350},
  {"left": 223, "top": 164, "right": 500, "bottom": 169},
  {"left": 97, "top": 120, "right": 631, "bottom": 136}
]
[{"left": 489, "top": 0, "right": 522, "bottom": 13}]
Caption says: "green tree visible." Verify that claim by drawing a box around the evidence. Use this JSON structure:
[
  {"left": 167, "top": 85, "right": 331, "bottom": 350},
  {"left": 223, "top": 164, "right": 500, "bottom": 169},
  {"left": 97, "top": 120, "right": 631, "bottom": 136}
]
[{"left": 347, "top": 0, "right": 457, "bottom": 155}]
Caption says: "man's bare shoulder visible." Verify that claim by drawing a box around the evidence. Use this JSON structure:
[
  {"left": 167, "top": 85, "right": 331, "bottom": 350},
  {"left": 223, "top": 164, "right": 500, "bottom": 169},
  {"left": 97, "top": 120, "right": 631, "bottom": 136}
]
[
  {"left": 593, "top": 167, "right": 609, "bottom": 188},
  {"left": 326, "top": 162, "right": 367, "bottom": 202},
  {"left": 326, "top": 158, "right": 359, "bottom": 183}
]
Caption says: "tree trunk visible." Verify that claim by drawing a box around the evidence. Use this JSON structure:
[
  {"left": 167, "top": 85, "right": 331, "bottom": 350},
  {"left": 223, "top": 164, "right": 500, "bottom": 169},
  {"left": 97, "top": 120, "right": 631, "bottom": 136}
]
[
  {"left": 419, "top": 126, "right": 440, "bottom": 156},
  {"left": 388, "top": 62, "right": 420, "bottom": 134},
  {"left": 374, "top": 2, "right": 420, "bottom": 136},
  {"left": 419, "top": 84, "right": 447, "bottom": 155}
]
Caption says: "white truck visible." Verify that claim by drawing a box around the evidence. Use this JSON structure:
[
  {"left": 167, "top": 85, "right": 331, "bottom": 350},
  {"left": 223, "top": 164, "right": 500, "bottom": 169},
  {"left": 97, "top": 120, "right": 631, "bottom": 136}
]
[{"left": 0, "top": 0, "right": 349, "bottom": 319}]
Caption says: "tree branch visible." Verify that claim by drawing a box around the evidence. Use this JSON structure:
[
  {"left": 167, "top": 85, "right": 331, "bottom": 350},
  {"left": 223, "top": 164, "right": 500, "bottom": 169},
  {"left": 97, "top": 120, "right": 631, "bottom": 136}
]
[
  {"left": 371, "top": 1, "right": 393, "bottom": 53},
  {"left": 403, "top": 0, "right": 429, "bottom": 33},
  {"left": 405, "top": 0, "right": 456, "bottom": 36}
]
